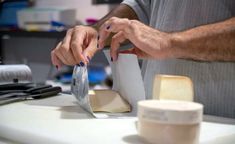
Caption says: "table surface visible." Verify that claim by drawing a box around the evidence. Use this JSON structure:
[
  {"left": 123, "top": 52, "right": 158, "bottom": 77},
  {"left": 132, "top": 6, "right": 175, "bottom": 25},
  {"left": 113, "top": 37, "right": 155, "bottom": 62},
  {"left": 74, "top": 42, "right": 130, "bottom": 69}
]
[{"left": 0, "top": 94, "right": 235, "bottom": 144}]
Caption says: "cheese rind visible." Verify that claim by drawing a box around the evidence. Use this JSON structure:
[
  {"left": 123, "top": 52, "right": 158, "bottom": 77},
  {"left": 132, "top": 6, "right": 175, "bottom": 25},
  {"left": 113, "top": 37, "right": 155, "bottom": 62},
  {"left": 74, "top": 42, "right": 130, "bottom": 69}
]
[
  {"left": 137, "top": 100, "right": 203, "bottom": 144},
  {"left": 138, "top": 100, "right": 203, "bottom": 124},
  {"left": 89, "top": 90, "right": 131, "bottom": 113},
  {"left": 152, "top": 75, "right": 194, "bottom": 101}
]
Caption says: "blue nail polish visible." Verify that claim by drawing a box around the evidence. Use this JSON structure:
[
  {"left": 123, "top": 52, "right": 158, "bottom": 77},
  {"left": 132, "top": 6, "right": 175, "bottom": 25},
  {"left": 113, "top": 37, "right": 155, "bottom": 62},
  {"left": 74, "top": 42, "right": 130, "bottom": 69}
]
[
  {"left": 79, "top": 61, "right": 85, "bottom": 67},
  {"left": 106, "top": 25, "right": 111, "bottom": 30},
  {"left": 111, "top": 57, "right": 113, "bottom": 62}
]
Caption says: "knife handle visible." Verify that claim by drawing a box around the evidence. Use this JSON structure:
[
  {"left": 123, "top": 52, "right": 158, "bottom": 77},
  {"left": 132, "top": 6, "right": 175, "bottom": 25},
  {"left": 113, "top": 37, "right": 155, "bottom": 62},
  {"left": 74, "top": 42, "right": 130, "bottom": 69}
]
[{"left": 32, "top": 87, "right": 62, "bottom": 99}]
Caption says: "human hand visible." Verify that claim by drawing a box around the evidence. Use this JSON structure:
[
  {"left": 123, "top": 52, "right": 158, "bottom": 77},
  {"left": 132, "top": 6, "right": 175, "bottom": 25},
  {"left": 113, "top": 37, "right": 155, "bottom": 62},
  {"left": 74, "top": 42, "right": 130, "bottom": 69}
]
[
  {"left": 98, "top": 17, "right": 173, "bottom": 61},
  {"left": 51, "top": 26, "right": 98, "bottom": 68}
]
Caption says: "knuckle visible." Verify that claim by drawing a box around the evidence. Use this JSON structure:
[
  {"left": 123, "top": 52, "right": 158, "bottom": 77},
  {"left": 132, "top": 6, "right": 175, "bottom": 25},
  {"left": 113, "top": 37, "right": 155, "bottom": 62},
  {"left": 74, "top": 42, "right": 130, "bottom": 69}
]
[
  {"left": 130, "top": 20, "right": 137, "bottom": 23},
  {"left": 66, "top": 59, "right": 73, "bottom": 65},
  {"left": 51, "top": 50, "right": 55, "bottom": 56},
  {"left": 71, "top": 42, "right": 77, "bottom": 48},
  {"left": 53, "top": 48, "right": 59, "bottom": 54},
  {"left": 75, "top": 25, "right": 85, "bottom": 29},
  {"left": 124, "top": 18, "right": 130, "bottom": 25},
  {"left": 67, "top": 28, "right": 73, "bottom": 34},
  {"left": 74, "top": 25, "right": 82, "bottom": 31},
  {"left": 104, "top": 20, "right": 110, "bottom": 25},
  {"left": 60, "top": 44, "right": 68, "bottom": 51},
  {"left": 70, "top": 42, "right": 77, "bottom": 49},
  {"left": 59, "top": 46, "right": 70, "bottom": 54},
  {"left": 110, "top": 17, "right": 116, "bottom": 21},
  {"left": 74, "top": 25, "right": 81, "bottom": 29},
  {"left": 130, "top": 20, "right": 138, "bottom": 26},
  {"left": 123, "top": 18, "right": 129, "bottom": 22}
]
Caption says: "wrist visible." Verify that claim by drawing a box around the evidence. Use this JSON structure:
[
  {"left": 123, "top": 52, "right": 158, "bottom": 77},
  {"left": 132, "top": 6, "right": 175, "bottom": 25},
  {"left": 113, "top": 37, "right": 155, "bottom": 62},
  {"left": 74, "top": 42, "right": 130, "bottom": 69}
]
[{"left": 169, "top": 32, "right": 186, "bottom": 59}]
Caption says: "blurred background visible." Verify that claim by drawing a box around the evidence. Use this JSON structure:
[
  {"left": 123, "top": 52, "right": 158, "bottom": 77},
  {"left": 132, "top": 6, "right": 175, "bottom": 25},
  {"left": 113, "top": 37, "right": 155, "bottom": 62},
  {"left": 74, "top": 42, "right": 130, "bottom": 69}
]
[{"left": 0, "top": 0, "right": 123, "bottom": 92}]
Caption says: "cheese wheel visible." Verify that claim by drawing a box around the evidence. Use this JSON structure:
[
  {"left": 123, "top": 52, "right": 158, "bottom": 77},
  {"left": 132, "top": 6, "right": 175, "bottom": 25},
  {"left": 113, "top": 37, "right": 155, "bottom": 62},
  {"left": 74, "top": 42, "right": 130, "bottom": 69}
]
[
  {"left": 152, "top": 75, "right": 194, "bottom": 101},
  {"left": 138, "top": 100, "right": 203, "bottom": 124},
  {"left": 89, "top": 90, "right": 131, "bottom": 113},
  {"left": 138, "top": 100, "right": 203, "bottom": 144}
]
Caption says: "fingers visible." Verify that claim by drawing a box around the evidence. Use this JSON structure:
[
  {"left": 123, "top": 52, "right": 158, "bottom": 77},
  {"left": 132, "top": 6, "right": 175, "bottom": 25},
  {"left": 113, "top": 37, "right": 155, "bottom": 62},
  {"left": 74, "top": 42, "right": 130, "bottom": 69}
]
[
  {"left": 110, "top": 31, "right": 126, "bottom": 61},
  {"left": 53, "top": 40, "right": 77, "bottom": 66},
  {"left": 51, "top": 29, "right": 81, "bottom": 66},
  {"left": 51, "top": 29, "right": 77, "bottom": 67},
  {"left": 51, "top": 26, "right": 98, "bottom": 67},
  {"left": 98, "top": 17, "right": 131, "bottom": 49},
  {"left": 83, "top": 38, "right": 97, "bottom": 63},
  {"left": 100, "top": 17, "right": 131, "bottom": 33},
  {"left": 98, "top": 24, "right": 110, "bottom": 50},
  {"left": 70, "top": 27, "right": 87, "bottom": 65}
]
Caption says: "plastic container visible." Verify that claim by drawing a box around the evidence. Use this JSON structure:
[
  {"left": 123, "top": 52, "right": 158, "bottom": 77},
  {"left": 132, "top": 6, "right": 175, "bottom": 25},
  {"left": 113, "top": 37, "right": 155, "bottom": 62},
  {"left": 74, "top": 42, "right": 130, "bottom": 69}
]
[{"left": 138, "top": 100, "right": 203, "bottom": 144}]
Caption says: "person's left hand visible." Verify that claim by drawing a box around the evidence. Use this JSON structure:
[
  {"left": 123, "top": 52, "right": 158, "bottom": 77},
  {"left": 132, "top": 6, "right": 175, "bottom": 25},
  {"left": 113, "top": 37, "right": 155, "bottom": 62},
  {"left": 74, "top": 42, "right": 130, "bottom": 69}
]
[{"left": 98, "top": 17, "right": 174, "bottom": 61}]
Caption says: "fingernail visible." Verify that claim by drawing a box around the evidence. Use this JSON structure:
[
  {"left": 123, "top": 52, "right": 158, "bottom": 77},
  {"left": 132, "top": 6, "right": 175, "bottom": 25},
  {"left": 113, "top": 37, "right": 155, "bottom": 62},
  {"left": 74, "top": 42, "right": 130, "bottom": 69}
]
[
  {"left": 97, "top": 35, "right": 100, "bottom": 40},
  {"left": 111, "top": 57, "right": 113, "bottom": 62},
  {"left": 79, "top": 61, "right": 85, "bottom": 67},
  {"left": 106, "top": 25, "right": 111, "bottom": 30},
  {"left": 97, "top": 43, "right": 99, "bottom": 49}
]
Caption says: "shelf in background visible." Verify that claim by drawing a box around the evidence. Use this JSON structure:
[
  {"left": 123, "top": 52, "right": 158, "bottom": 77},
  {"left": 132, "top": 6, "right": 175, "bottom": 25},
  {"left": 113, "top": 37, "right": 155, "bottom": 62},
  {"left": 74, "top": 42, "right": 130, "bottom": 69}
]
[{"left": 0, "top": 30, "right": 66, "bottom": 38}]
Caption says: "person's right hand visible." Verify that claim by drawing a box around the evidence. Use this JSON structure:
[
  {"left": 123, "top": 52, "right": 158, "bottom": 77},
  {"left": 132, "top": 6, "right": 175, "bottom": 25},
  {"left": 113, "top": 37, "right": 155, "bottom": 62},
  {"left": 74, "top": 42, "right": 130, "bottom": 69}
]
[{"left": 51, "top": 26, "right": 98, "bottom": 68}]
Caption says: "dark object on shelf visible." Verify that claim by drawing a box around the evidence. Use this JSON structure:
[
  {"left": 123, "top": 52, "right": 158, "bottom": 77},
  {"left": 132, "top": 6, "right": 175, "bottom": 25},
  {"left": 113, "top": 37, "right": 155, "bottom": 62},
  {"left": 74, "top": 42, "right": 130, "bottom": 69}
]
[
  {"left": 0, "top": 83, "right": 62, "bottom": 105},
  {"left": 0, "top": 30, "right": 66, "bottom": 38},
  {"left": 92, "top": 0, "right": 122, "bottom": 4}
]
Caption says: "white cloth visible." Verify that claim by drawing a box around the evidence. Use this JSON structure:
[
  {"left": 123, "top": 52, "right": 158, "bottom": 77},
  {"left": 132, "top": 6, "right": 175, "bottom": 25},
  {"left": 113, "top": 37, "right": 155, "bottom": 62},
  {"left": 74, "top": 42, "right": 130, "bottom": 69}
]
[{"left": 122, "top": 0, "right": 235, "bottom": 118}]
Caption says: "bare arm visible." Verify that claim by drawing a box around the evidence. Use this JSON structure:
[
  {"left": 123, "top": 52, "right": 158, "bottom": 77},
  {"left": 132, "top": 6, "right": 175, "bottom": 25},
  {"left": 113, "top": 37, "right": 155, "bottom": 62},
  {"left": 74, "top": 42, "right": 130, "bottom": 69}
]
[
  {"left": 172, "top": 17, "right": 235, "bottom": 61},
  {"left": 93, "top": 4, "right": 138, "bottom": 30},
  {"left": 98, "top": 17, "right": 235, "bottom": 62}
]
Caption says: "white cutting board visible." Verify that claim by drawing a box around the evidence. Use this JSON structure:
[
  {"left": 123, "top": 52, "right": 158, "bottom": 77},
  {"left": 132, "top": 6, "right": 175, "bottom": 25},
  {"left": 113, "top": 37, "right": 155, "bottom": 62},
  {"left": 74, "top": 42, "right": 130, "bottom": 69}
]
[{"left": 0, "top": 94, "right": 235, "bottom": 144}]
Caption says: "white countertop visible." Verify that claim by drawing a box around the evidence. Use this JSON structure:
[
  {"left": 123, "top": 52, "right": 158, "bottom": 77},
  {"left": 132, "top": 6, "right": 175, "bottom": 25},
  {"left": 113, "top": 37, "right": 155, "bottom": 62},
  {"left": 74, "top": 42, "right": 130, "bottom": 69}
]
[{"left": 0, "top": 94, "right": 235, "bottom": 144}]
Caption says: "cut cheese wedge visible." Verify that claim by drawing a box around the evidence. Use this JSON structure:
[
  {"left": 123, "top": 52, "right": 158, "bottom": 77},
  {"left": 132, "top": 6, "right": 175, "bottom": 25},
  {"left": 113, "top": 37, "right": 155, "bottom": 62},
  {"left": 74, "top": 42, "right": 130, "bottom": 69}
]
[
  {"left": 152, "top": 75, "right": 194, "bottom": 101},
  {"left": 89, "top": 90, "right": 131, "bottom": 113}
]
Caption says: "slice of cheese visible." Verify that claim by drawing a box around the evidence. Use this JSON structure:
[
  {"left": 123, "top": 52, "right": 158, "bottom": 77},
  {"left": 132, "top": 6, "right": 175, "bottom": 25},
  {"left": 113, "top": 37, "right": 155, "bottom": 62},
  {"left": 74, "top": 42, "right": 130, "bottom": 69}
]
[
  {"left": 89, "top": 90, "right": 131, "bottom": 113},
  {"left": 152, "top": 75, "right": 194, "bottom": 101}
]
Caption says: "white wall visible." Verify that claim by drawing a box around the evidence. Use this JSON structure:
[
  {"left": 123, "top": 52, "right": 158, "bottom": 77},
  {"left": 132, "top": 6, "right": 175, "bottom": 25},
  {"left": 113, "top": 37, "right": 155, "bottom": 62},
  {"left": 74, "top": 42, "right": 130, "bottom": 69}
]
[{"left": 35, "top": 0, "right": 111, "bottom": 24}]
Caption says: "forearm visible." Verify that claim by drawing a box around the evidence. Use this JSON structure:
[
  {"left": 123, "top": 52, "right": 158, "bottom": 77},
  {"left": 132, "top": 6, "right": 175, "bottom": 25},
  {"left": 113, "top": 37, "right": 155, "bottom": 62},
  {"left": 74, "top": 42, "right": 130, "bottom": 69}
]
[
  {"left": 172, "top": 17, "right": 235, "bottom": 61},
  {"left": 93, "top": 4, "right": 138, "bottom": 30}
]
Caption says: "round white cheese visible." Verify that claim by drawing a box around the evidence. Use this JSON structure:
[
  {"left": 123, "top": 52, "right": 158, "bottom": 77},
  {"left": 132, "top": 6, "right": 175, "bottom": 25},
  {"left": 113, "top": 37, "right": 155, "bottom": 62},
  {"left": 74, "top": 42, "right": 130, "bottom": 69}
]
[
  {"left": 138, "top": 100, "right": 203, "bottom": 124},
  {"left": 137, "top": 100, "right": 203, "bottom": 144}
]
